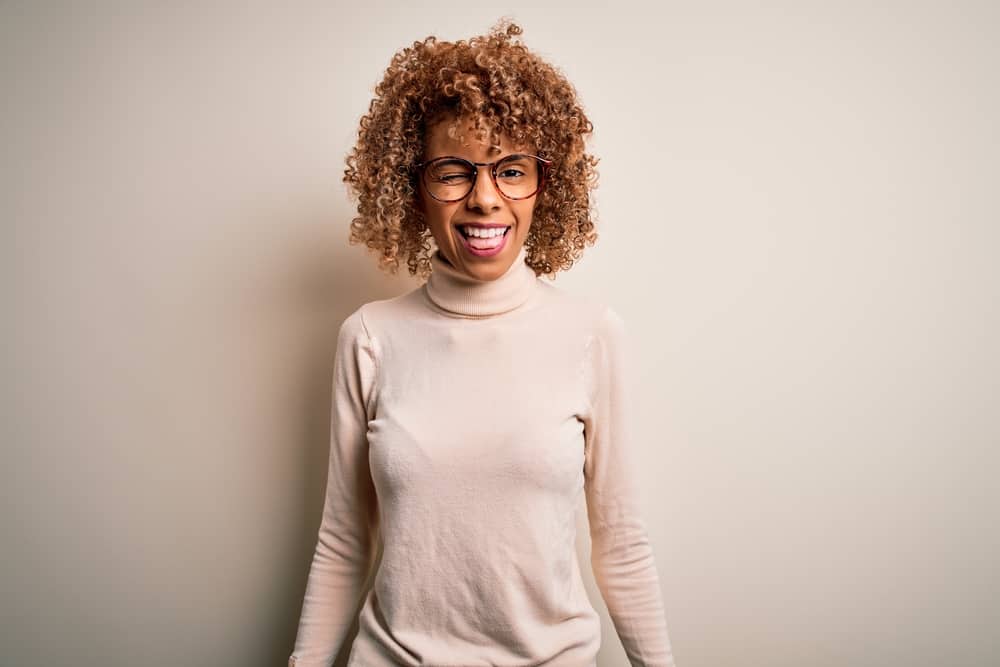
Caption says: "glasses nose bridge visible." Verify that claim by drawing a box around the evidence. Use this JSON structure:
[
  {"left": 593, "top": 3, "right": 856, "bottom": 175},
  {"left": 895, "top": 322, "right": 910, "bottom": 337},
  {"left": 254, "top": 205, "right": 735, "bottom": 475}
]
[{"left": 467, "top": 160, "right": 502, "bottom": 205}]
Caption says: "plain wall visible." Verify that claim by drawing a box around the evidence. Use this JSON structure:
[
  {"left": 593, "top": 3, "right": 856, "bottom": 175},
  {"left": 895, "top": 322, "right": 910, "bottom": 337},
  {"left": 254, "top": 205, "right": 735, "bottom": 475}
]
[{"left": 3, "top": 1, "right": 997, "bottom": 666}]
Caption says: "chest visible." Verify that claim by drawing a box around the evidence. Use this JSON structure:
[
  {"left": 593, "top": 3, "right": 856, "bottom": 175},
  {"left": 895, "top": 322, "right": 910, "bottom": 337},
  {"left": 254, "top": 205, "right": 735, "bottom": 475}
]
[{"left": 366, "top": 323, "right": 590, "bottom": 500}]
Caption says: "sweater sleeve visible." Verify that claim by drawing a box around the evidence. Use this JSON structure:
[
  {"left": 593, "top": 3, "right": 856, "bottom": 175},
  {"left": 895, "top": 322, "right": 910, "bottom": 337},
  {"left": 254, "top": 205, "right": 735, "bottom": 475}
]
[
  {"left": 289, "top": 308, "right": 380, "bottom": 667},
  {"left": 581, "top": 306, "right": 677, "bottom": 667}
]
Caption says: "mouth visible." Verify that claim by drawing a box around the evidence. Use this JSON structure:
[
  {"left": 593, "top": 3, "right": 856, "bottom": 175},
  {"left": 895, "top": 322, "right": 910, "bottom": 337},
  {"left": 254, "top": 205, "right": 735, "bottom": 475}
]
[
  {"left": 455, "top": 224, "right": 512, "bottom": 257},
  {"left": 456, "top": 224, "right": 512, "bottom": 239}
]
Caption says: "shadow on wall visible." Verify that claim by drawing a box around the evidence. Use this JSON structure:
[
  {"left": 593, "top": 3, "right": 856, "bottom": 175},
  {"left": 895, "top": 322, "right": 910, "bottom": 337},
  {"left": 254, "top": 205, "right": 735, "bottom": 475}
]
[{"left": 279, "top": 224, "right": 418, "bottom": 666}]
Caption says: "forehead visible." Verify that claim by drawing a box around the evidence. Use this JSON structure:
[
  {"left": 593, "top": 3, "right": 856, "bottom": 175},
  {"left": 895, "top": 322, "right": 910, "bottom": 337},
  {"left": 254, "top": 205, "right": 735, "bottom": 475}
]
[{"left": 423, "top": 116, "right": 528, "bottom": 160}]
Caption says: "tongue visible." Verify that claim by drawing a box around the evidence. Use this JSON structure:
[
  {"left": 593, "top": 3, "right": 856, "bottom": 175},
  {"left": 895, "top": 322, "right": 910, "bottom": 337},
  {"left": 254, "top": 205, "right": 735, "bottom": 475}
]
[{"left": 467, "top": 233, "right": 504, "bottom": 249}]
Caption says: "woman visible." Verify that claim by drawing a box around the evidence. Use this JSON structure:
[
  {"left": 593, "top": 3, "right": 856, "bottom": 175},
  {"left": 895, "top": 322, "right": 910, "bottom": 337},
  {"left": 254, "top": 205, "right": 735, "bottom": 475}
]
[{"left": 289, "top": 21, "right": 677, "bottom": 667}]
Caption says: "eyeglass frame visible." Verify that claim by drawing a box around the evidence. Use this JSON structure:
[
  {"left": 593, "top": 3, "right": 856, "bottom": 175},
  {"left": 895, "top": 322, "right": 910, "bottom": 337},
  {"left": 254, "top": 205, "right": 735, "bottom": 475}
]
[{"left": 414, "top": 153, "right": 553, "bottom": 203}]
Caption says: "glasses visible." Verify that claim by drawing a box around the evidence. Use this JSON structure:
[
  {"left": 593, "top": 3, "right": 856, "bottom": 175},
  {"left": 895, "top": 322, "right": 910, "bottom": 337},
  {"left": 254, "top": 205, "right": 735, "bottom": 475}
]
[{"left": 415, "top": 154, "right": 552, "bottom": 203}]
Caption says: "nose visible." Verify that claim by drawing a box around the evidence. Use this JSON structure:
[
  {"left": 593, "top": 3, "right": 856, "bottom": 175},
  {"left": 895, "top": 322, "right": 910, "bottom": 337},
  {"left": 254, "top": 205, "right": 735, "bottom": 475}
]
[{"left": 466, "top": 166, "right": 502, "bottom": 213}]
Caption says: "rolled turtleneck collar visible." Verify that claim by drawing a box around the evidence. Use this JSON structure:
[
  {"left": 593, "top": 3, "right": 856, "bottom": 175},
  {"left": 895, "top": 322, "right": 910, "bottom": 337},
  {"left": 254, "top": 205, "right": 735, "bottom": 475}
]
[{"left": 424, "top": 244, "right": 539, "bottom": 317}]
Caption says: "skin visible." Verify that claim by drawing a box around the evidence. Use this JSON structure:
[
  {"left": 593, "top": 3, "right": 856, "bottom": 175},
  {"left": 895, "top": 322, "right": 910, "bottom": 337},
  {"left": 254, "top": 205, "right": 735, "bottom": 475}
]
[{"left": 418, "top": 115, "right": 538, "bottom": 282}]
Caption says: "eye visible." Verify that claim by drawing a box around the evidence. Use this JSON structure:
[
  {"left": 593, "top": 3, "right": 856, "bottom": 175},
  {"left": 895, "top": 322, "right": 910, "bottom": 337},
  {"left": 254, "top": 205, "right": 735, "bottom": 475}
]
[
  {"left": 499, "top": 167, "right": 526, "bottom": 178},
  {"left": 437, "top": 172, "right": 472, "bottom": 183},
  {"left": 427, "top": 159, "right": 474, "bottom": 184},
  {"left": 496, "top": 155, "right": 536, "bottom": 182}
]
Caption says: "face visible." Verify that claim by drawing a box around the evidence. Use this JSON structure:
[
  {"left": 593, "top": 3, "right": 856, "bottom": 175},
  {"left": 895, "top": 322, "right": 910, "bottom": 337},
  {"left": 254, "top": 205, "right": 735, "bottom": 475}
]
[{"left": 418, "top": 116, "right": 539, "bottom": 282}]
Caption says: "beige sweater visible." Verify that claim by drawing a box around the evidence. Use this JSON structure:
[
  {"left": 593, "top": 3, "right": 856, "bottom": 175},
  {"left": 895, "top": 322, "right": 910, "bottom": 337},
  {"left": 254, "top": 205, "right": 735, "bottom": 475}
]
[{"left": 289, "top": 245, "right": 676, "bottom": 667}]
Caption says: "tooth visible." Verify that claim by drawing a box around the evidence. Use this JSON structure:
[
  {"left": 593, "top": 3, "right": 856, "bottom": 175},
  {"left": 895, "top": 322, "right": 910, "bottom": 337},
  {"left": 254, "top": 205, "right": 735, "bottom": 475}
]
[{"left": 460, "top": 226, "right": 508, "bottom": 238}]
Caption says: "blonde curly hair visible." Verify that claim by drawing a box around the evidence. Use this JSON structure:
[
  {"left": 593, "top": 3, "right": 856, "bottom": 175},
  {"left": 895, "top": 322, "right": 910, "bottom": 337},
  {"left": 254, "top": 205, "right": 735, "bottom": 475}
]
[{"left": 343, "top": 20, "right": 599, "bottom": 279}]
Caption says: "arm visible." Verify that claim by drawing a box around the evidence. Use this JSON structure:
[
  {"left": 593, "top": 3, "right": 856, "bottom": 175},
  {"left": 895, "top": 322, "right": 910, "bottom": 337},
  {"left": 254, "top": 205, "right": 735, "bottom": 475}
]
[
  {"left": 581, "top": 306, "right": 676, "bottom": 667},
  {"left": 289, "top": 308, "right": 380, "bottom": 667}
]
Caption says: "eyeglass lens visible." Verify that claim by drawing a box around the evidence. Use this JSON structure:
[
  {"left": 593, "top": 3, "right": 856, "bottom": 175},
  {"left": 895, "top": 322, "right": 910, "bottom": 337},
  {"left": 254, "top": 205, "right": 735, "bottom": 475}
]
[{"left": 424, "top": 155, "right": 541, "bottom": 201}]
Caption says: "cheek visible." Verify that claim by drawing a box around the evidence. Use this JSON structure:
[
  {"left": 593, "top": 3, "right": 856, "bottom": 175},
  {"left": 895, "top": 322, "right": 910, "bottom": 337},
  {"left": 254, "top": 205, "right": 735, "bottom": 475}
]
[
  {"left": 421, "top": 200, "right": 457, "bottom": 235},
  {"left": 416, "top": 184, "right": 448, "bottom": 223},
  {"left": 414, "top": 190, "right": 435, "bottom": 221},
  {"left": 516, "top": 200, "right": 537, "bottom": 226}
]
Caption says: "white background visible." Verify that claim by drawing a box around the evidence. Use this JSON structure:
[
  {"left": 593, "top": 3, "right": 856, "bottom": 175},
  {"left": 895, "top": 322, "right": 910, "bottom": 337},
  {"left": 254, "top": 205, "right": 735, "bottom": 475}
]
[{"left": 3, "top": 1, "right": 997, "bottom": 665}]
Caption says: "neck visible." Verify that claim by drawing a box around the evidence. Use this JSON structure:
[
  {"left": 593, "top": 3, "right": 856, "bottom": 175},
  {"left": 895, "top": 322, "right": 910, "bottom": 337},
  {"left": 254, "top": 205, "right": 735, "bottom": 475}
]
[{"left": 424, "top": 245, "right": 538, "bottom": 317}]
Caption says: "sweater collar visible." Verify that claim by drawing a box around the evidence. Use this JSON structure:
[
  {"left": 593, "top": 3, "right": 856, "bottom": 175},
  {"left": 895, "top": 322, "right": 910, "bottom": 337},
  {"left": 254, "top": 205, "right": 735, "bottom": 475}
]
[{"left": 424, "top": 244, "right": 538, "bottom": 317}]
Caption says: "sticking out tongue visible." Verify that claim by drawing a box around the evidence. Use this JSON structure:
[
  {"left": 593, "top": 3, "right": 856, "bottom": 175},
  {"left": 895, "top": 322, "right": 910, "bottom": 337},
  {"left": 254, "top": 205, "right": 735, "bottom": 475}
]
[{"left": 467, "top": 233, "right": 505, "bottom": 250}]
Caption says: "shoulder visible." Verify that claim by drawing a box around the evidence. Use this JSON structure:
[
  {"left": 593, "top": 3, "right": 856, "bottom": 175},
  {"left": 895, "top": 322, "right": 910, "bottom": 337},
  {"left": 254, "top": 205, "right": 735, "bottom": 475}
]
[
  {"left": 592, "top": 303, "right": 628, "bottom": 351},
  {"left": 559, "top": 289, "right": 627, "bottom": 350},
  {"left": 338, "top": 303, "right": 370, "bottom": 340},
  {"left": 585, "top": 305, "right": 628, "bottom": 369},
  {"left": 534, "top": 280, "right": 625, "bottom": 333},
  {"left": 571, "top": 298, "right": 629, "bottom": 382},
  {"left": 531, "top": 282, "right": 630, "bottom": 374},
  {"left": 338, "top": 287, "right": 424, "bottom": 339}
]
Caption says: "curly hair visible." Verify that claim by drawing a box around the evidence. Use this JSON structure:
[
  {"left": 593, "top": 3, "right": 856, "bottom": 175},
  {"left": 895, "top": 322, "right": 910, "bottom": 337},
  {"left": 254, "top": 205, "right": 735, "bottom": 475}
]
[{"left": 343, "top": 19, "right": 599, "bottom": 279}]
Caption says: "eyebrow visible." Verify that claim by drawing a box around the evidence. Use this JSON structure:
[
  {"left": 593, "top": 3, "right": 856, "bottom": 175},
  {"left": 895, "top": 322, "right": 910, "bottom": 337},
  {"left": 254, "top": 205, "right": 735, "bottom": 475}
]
[{"left": 422, "top": 153, "right": 530, "bottom": 164}]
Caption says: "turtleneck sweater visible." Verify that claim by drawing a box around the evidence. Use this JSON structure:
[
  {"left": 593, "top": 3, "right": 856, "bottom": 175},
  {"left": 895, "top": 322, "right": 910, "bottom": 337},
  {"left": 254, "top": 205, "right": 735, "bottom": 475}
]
[{"left": 289, "top": 245, "right": 677, "bottom": 667}]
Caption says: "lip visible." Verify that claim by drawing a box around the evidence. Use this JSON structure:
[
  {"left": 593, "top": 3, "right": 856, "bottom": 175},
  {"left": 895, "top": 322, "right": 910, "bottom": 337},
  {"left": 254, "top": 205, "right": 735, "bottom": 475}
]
[{"left": 455, "top": 224, "right": 511, "bottom": 258}]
